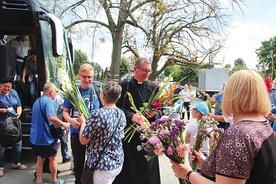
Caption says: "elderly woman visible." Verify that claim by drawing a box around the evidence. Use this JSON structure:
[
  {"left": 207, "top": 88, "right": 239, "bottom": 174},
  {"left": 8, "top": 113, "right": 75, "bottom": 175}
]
[
  {"left": 171, "top": 70, "right": 276, "bottom": 184},
  {"left": 0, "top": 77, "right": 26, "bottom": 177}
]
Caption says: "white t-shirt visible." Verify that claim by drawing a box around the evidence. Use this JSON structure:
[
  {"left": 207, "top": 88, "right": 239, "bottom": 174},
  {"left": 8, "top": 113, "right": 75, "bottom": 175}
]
[
  {"left": 180, "top": 90, "right": 193, "bottom": 102},
  {"left": 186, "top": 122, "right": 211, "bottom": 155}
]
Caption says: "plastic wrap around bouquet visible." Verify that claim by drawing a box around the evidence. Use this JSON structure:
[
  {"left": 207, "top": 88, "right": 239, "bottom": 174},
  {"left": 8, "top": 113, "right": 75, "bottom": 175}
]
[{"left": 137, "top": 117, "right": 190, "bottom": 184}]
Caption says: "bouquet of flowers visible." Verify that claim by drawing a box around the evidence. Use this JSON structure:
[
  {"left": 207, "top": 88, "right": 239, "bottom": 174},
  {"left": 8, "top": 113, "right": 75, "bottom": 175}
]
[
  {"left": 137, "top": 117, "right": 190, "bottom": 184},
  {"left": 191, "top": 116, "right": 223, "bottom": 169},
  {"left": 57, "top": 63, "right": 90, "bottom": 119},
  {"left": 141, "top": 76, "right": 181, "bottom": 112},
  {"left": 124, "top": 76, "right": 183, "bottom": 142}
]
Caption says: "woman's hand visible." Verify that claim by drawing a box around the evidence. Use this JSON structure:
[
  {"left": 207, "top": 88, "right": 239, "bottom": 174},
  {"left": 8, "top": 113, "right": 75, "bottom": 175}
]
[
  {"left": 170, "top": 160, "right": 192, "bottom": 180},
  {"left": 190, "top": 149, "right": 206, "bottom": 167}
]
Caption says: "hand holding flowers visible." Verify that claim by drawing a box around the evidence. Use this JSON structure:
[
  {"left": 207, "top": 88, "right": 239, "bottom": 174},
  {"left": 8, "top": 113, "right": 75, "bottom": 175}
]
[
  {"left": 191, "top": 116, "right": 223, "bottom": 169},
  {"left": 137, "top": 117, "right": 190, "bottom": 184}
]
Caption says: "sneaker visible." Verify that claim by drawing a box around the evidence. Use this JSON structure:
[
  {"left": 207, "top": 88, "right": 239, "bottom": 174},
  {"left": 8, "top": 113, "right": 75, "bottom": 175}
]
[
  {"left": 51, "top": 179, "right": 65, "bottom": 184},
  {"left": 0, "top": 167, "right": 4, "bottom": 177},
  {"left": 62, "top": 157, "right": 70, "bottom": 163},
  {"left": 11, "top": 163, "right": 27, "bottom": 170}
]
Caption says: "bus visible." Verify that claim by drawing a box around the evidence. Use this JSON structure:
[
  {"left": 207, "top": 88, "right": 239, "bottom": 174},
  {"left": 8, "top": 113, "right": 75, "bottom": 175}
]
[{"left": 0, "top": 0, "right": 74, "bottom": 149}]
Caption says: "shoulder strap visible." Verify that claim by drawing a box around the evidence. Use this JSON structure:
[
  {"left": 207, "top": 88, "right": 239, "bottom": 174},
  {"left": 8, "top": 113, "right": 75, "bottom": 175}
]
[
  {"left": 39, "top": 98, "right": 51, "bottom": 128},
  {"left": 122, "top": 79, "right": 130, "bottom": 108}
]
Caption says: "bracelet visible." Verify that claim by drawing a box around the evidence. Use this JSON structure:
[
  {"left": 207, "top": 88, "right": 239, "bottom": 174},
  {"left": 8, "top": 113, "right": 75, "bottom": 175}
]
[{"left": 186, "top": 170, "right": 194, "bottom": 182}]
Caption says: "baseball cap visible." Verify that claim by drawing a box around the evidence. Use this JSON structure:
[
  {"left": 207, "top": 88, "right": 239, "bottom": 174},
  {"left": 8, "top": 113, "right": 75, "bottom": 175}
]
[{"left": 190, "top": 102, "right": 209, "bottom": 115}]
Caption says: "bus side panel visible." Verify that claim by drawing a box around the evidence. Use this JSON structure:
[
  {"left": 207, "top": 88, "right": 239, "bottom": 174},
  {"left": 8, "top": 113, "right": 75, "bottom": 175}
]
[{"left": 0, "top": 45, "right": 16, "bottom": 79}]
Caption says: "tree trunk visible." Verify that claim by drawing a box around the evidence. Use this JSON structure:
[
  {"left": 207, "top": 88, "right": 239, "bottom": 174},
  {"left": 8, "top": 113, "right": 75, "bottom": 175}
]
[{"left": 109, "top": 27, "right": 124, "bottom": 82}]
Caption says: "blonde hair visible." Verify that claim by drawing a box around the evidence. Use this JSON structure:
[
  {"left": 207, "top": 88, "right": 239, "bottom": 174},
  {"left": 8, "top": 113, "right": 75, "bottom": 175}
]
[
  {"left": 184, "top": 84, "right": 189, "bottom": 91},
  {"left": 79, "top": 63, "right": 94, "bottom": 73},
  {"left": 222, "top": 70, "right": 271, "bottom": 117}
]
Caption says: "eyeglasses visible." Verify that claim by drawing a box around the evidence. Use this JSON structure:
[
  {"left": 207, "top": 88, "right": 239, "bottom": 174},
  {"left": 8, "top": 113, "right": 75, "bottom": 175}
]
[
  {"left": 80, "top": 74, "right": 94, "bottom": 79},
  {"left": 135, "top": 66, "right": 152, "bottom": 73}
]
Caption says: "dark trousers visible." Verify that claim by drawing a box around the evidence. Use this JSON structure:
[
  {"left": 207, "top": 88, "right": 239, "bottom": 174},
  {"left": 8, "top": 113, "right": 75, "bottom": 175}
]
[
  {"left": 181, "top": 102, "right": 191, "bottom": 120},
  {"left": 71, "top": 133, "right": 86, "bottom": 184}
]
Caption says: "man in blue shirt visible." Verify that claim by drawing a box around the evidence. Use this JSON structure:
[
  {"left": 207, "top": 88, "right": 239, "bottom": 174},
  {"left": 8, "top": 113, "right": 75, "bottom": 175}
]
[
  {"left": 63, "top": 63, "right": 100, "bottom": 184},
  {"left": 30, "top": 82, "right": 69, "bottom": 184}
]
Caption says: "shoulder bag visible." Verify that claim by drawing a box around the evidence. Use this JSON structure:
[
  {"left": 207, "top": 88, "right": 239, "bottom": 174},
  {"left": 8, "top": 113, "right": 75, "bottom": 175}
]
[
  {"left": 81, "top": 110, "right": 121, "bottom": 184},
  {"left": 39, "top": 98, "right": 63, "bottom": 140}
]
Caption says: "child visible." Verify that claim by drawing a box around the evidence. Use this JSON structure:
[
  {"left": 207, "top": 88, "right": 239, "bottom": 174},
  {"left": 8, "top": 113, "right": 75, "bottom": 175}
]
[{"left": 185, "top": 102, "right": 213, "bottom": 157}]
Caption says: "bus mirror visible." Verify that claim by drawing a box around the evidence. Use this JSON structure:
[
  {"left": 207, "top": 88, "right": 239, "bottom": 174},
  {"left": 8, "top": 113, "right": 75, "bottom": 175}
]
[{"left": 45, "top": 13, "right": 63, "bottom": 57}]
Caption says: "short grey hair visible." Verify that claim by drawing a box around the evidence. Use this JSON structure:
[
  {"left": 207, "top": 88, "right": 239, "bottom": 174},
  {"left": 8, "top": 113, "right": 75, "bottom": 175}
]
[
  {"left": 134, "top": 57, "right": 151, "bottom": 66},
  {"left": 102, "top": 80, "right": 122, "bottom": 103}
]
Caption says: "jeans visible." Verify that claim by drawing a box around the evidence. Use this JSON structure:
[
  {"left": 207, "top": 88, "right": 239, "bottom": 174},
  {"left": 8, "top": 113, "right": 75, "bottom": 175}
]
[
  {"left": 29, "top": 79, "right": 38, "bottom": 104},
  {"left": 71, "top": 133, "right": 86, "bottom": 184},
  {"left": 0, "top": 140, "right": 22, "bottom": 167},
  {"left": 59, "top": 132, "right": 69, "bottom": 159}
]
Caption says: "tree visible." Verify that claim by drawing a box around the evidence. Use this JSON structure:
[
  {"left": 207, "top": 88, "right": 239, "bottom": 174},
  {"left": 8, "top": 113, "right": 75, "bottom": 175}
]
[
  {"left": 122, "top": 0, "right": 244, "bottom": 80},
  {"left": 41, "top": 0, "right": 243, "bottom": 81},
  {"left": 164, "top": 65, "right": 198, "bottom": 84},
  {"left": 91, "top": 62, "right": 104, "bottom": 80},
  {"left": 74, "top": 49, "right": 103, "bottom": 80},
  {"left": 119, "top": 57, "right": 131, "bottom": 80},
  {"left": 230, "top": 58, "right": 248, "bottom": 74},
  {"left": 74, "top": 49, "right": 89, "bottom": 75},
  {"left": 256, "top": 36, "right": 276, "bottom": 79}
]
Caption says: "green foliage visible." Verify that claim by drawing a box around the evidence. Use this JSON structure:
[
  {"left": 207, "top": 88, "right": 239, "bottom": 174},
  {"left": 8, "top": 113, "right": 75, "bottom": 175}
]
[
  {"left": 256, "top": 36, "right": 276, "bottom": 79},
  {"left": 74, "top": 49, "right": 103, "bottom": 80},
  {"left": 119, "top": 57, "right": 131, "bottom": 79},
  {"left": 74, "top": 49, "right": 89, "bottom": 75},
  {"left": 230, "top": 58, "right": 248, "bottom": 75},
  {"left": 91, "top": 62, "right": 103, "bottom": 80},
  {"left": 164, "top": 65, "right": 198, "bottom": 84}
]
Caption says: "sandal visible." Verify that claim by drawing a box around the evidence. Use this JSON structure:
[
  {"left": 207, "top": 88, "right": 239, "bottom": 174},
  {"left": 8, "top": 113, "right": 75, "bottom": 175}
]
[
  {"left": 0, "top": 167, "right": 4, "bottom": 177},
  {"left": 11, "top": 163, "right": 27, "bottom": 170}
]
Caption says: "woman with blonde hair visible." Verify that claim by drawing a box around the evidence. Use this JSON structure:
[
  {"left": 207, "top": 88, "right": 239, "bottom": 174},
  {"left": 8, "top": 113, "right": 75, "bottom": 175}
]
[
  {"left": 170, "top": 70, "right": 276, "bottom": 184},
  {"left": 179, "top": 84, "right": 194, "bottom": 120}
]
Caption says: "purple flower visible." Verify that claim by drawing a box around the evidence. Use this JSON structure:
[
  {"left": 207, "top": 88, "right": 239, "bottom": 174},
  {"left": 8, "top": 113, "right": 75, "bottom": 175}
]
[
  {"left": 166, "top": 145, "right": 174, "bottom": 155},
  {"left": 148, "top": 136, "right": 161, "bottom": 145}
]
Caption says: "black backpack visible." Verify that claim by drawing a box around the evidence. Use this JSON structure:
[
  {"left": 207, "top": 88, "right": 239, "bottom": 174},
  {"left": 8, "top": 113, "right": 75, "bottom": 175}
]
[{"left": 0, "top": 117, "right": 22, "bottom": 148}]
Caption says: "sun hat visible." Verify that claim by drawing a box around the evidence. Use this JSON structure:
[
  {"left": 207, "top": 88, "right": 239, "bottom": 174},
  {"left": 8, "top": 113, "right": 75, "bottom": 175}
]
[{"left": 190, "top": 102, "right": 209, "bottom": 115}]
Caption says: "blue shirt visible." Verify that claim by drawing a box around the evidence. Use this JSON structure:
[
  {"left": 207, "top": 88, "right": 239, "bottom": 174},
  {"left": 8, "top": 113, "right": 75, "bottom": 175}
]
[
  {"left": 82, "top": 107, "right": 126, "bottom": 171},
  {"left": 63, "top": 86, "right": 100, "bottom": 134},
  {"left": 0, "top": 89, "right": 22, "bottom": 121},
  {"left": 214, "top": 93, "right": 223, "bottom": 115},
  {"left": 30, "top": 95, "right": 57, "bottom": 146}
]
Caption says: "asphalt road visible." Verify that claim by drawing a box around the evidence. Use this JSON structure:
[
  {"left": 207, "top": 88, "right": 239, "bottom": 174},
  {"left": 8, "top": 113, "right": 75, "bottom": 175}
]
[{"left": 1, "top": 95, "right": 202, "bottom": 184}]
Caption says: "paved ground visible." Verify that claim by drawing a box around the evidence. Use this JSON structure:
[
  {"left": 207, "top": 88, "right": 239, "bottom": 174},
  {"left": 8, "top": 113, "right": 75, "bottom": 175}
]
[{"left": 1, "top": 149, "right": 181, "bottom": 184}]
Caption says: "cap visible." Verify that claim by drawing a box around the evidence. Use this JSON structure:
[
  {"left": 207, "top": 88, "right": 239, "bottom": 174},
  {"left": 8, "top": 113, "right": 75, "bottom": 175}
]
[{"left": 190, "top": 102, "right": 209, "bottom": 115}]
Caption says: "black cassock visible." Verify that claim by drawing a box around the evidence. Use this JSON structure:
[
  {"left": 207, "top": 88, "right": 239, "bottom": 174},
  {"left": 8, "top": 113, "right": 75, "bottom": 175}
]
[{"left": 113, "top": 77, "right": 161, "bottom": 184}]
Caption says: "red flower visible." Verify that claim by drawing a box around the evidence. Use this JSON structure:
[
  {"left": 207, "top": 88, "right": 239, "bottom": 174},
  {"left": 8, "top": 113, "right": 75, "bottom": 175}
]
[{"left": 151, "top": 100, "right": 161, "bottom": 110}]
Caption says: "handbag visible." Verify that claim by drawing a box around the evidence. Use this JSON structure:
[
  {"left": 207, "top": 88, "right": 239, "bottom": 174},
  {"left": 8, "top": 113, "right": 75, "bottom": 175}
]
[
  {"left": 39, "top": 99, "right": 63, "bottom": 140},
  {"left": 81, "top": 110, "right": 122, "bottom": 184},
  {"left": 0, "top": 117, "right": 22, "bottom": 148}
]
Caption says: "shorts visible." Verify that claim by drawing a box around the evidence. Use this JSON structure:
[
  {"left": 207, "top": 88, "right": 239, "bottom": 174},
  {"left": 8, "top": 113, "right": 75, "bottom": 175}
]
[{"left": 32, "top": 141, "right": 59, "bottom": 158}]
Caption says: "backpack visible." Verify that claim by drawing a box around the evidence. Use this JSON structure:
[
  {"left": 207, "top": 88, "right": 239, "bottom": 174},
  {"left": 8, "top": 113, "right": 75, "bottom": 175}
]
[{"left": 0, "top": 117, "right": 22, "bottom": 148}]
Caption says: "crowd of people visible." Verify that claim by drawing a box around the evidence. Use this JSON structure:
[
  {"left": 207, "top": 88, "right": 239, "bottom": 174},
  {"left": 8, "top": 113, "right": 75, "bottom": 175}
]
[{"left": 0, "top": 56, "right": 276, "bottom": 184}]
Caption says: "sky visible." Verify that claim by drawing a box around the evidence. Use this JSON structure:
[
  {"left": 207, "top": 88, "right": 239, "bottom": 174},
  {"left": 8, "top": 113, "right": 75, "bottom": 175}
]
[{"left": 74, "top": 0, "right": 276, "bottom": 70}]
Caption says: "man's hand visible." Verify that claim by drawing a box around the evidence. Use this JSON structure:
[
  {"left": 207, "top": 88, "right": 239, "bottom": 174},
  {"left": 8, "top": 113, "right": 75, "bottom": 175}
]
[
  {"left": 145, "top": 109, "right": 155, "bottom": 119},
  {"left": 70, "top": 118, "right": 81, "bottom": 129}
]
